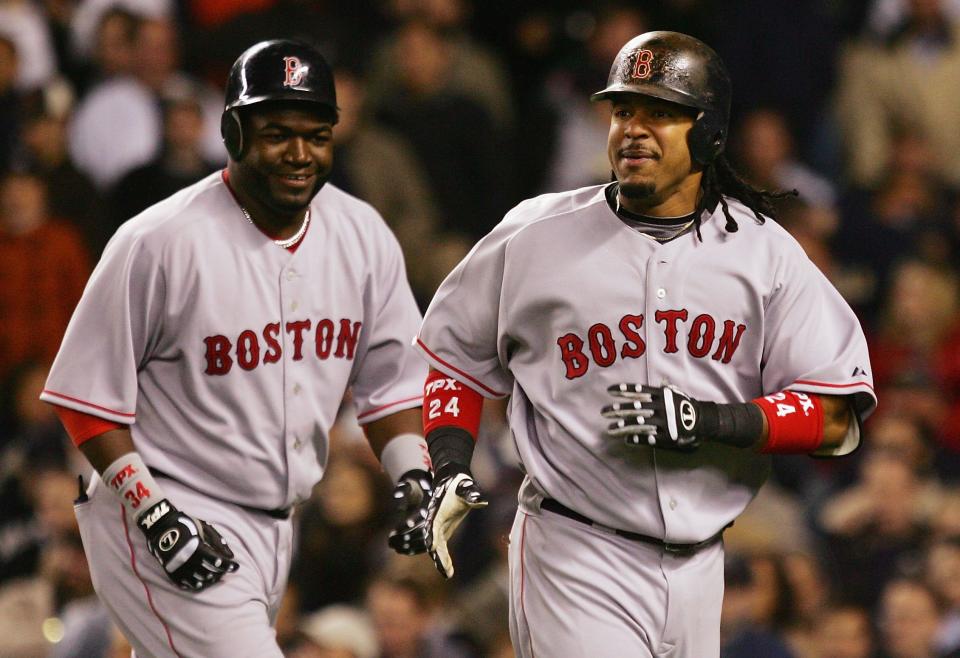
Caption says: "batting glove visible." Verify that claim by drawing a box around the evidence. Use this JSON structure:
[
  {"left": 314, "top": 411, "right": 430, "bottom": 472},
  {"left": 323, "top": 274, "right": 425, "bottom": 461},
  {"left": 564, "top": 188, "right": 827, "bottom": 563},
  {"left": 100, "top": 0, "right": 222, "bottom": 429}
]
[
  {"left": 137, "top": 499, "right": 239, "bottom": 591},
  {"left": 424, "top": 471, "right": 487, "bottom": 579},
  {"left": 387, "top": 469, "right": 434, "bottom": 555},
  {"left": 602, "top": 383, "right": 706, "bottom": 452}
]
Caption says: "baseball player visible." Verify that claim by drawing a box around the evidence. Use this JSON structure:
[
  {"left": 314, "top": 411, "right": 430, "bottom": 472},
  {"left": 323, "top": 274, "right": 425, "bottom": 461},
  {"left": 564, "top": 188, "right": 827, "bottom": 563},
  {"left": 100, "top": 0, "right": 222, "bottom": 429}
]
[
  {"left": 40, "top": 40, "right": 434, "bottom": 657},
  {"left": 409, "top": 32, "right": 877, "bottom": 657}
]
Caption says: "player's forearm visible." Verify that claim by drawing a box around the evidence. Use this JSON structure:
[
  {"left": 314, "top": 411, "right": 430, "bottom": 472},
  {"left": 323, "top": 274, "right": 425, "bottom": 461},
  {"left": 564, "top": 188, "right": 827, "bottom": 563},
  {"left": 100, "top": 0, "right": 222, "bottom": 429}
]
[
  {"left": 363, "top": 407, "right": 432, "bottom": 484},
  {"left": 363, "top": 407, "right": 423, "bottom": 458},
  {"left": 815, "top": 395, "right": 852, "bottom": 450},
  {"left": 78, "top": 427, "right": 139, "bottom": 474}
]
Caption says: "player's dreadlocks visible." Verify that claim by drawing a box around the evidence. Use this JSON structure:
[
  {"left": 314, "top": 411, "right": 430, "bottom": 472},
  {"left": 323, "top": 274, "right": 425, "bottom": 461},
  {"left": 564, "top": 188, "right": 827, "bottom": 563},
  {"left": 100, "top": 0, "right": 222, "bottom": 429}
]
[{"left": 695, "top": 154, "right": 797, "bottom": 241}]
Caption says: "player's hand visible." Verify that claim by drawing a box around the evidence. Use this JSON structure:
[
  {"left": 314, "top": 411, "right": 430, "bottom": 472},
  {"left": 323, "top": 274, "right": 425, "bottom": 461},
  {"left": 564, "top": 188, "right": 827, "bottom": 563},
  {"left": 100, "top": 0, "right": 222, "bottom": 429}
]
[
  {"left": 424, "top": 471, "right": 488, "bottom": 579},
  {"left": 136, "top": 499, "right": 239, "bottom": 591},
  {"left": 602, "top": 384, "right": 704, "bottom": 452},
  {"left": 387, "top": 469, "right": 434, "bottom": 555}
]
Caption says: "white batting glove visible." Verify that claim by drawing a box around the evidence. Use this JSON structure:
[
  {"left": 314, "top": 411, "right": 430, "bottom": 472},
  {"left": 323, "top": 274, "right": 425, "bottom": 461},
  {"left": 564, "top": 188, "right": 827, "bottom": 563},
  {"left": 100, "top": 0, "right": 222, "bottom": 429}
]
[{"left": 424, "top": 472, "right": 488, "bottom": 579}]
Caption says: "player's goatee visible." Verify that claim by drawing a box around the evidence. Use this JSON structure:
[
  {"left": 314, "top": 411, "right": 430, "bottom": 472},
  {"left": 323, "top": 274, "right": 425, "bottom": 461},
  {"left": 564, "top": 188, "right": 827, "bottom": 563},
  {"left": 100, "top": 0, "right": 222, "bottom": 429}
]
[{"left": 619, "top": 181, "right": 656, "bottom": 199}]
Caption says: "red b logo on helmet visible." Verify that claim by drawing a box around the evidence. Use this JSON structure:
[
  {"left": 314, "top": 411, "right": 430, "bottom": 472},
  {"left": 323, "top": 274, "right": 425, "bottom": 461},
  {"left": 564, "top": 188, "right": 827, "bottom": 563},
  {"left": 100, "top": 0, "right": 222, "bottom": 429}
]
[
  {"left": 632, "top": 49, "right": 654, "bottom": 80},
  {"left": 283, "top": 56, "right": 304, "bottom": 87}
]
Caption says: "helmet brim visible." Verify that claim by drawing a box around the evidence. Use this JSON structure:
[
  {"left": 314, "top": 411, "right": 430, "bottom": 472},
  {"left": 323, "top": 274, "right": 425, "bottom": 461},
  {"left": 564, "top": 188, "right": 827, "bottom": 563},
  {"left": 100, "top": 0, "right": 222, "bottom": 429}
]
[
  {"left": 590, "top": 83, "right": 707, "bottom": 112},
  {"left": 225, "top": 89, "right": 339, "bottom": 114}
]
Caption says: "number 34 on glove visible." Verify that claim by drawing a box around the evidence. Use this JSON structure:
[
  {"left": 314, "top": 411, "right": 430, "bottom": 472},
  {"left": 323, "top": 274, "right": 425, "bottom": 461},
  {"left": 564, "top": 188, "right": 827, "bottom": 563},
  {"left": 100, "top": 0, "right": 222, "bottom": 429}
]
[{"left": 601, "top": 383, "right": 706, "bottom": 451}]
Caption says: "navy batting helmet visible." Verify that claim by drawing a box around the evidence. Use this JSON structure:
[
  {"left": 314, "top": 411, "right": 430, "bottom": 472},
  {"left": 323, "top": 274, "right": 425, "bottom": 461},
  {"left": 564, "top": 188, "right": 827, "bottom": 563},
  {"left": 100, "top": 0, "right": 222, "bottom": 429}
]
[
  {"left": 221, "top": 39, "right": 338, "bottom": 160},
  {"left": 591, "top": 31, "right": 731, "bottom": 165}
]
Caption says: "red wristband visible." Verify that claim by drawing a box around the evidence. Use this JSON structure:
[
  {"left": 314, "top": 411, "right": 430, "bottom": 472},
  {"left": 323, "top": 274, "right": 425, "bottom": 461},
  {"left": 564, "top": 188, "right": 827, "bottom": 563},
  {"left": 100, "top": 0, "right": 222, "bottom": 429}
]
[
  {"left": 423, "top": 369, "right": 483, "bottom": 437},
  {"left": 753, "top": 391, "right": 824, "bottom": 454}
]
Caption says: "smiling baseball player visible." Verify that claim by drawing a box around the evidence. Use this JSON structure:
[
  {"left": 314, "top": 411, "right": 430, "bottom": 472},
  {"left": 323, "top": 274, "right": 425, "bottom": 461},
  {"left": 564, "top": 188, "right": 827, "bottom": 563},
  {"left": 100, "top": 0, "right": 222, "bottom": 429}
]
[
  {"left": 40, "top": 40, "right": 432, "bottom": 657},
  {"left": 410, "top": 31, "right": 876, "bottom": 658}
]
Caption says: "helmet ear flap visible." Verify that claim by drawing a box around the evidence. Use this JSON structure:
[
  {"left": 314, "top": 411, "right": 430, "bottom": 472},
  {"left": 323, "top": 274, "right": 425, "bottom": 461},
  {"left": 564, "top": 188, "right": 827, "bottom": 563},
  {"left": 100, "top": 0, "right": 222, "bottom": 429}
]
[
  {"left": 688, "top": 113, "right": 726, "bottom": 165},
  {"left": 221, "top": 110, "right": 244, "bottom": 161}
]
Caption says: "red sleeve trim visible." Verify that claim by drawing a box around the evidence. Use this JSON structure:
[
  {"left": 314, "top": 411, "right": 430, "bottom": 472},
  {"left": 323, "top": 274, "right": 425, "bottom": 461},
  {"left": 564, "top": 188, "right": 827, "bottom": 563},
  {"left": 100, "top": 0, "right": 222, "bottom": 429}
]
[
  {"left": 793, "top": 379, "right": 876, "bottom": 393},
  {"left": 415, "top": 338, "right": 507, "bottom": 397},
  {"left": 357, "top": 395, "right": 424, "bottom": 421},
  {"left": 42, "top": 390, "right": 136, "bottom": 417},
  {"left": 54, "top": 405, "right": 124, "bottom": 446}
]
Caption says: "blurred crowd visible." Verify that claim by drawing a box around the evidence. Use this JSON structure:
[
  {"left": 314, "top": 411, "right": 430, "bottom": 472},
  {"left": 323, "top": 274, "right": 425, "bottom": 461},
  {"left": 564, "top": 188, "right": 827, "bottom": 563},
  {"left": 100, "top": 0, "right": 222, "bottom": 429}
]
[{"left": 3, "top": 0, "right": 960, "bottom": 656}]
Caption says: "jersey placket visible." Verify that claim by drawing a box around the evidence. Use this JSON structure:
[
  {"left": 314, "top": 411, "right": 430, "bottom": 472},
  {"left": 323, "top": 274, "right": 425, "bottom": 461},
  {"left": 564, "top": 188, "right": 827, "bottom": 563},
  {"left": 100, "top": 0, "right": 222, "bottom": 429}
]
[
  {"left": 642, "top": 240, "right": 682, "bottom": 541},
  {"left": 278, "top": 253, "right": 312, "bottom": 507}
]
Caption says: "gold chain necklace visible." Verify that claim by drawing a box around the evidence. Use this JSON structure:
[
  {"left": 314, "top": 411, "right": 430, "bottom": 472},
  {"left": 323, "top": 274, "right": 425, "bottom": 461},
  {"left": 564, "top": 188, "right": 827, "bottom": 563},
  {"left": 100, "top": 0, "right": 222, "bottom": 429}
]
[{"left": 240, "top": 206, "right": 311, "bottom": 248}]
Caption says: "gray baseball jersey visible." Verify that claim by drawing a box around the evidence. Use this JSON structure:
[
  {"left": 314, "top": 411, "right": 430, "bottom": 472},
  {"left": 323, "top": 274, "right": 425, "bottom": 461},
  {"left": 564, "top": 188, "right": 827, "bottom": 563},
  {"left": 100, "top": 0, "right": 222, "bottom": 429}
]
[
  {"left": 41, "top": 172, "right": 426, "bottom": 656},
  {"left": 416, "top": 184, "right": 876, "bottom": 542},
  {"left": 43, "top": 172, "right": 426, "bottom": 511}
]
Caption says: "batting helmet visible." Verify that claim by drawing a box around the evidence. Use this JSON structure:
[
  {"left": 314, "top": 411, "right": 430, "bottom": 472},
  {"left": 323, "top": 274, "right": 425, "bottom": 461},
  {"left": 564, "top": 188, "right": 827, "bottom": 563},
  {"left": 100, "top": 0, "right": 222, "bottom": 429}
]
[
  {"left": 221, "top": 39, "right": 338, "bottom": 160},
  {"left": 591, "top": 31, "right": 731, "bottom": 165}
]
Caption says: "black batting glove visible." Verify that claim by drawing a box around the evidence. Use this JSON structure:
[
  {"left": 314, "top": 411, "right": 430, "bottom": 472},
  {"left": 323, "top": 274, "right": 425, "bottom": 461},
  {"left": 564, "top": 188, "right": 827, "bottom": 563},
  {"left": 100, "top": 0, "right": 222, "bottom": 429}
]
[
  {"left": 387, "top": 469, "right": 434, "bottom": 555},
  {"left": 602, "top": 384, "right": 714, "bottom": 452},
  {"left": 137, "top": 499, "right": 239, "bottom": 591}
]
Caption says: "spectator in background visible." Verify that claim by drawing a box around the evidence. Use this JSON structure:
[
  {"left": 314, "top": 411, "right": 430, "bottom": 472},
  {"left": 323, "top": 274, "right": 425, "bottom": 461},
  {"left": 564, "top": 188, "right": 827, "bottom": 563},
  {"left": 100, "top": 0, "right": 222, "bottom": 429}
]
[
  {"left": 813, "top": 603, "right": 877, "bottom": 658},
  {"left": 734, "top": 108, "right": 839, "bottom": 233},
  {"left": 783, "top": 552, "right": 832, "bottom": 632},
  {"left": 720, "top": 553, "right": 797, "bottom": 658},
  {"left": 0, "top": 170, "right": 91, "bottom": 384},
  {"left": 0, "top": 0, "right": 58, "bottom": 92},
  {"left": 0, "top": 465, "right": 113, "bottom": 658},
  {"left": 292, "top": 453, "right": 391, "bottom": 614},
  {"left": 68, "top": 17, "right": 225, "bottom": 189},
  {"left": 748, "top": 553, "right": 807, "bottom": 655},
  {"left": 367, "top": 0, "right": 514, "bottom": 131},
  {"left": 109, "top": 89, "right": 219, "bottom": 228},
  {"left": 542, "top": 4, "right": 648, "bottom": 192},
  {"left": 288, "top": 604, "right": 379, "bottom": 658},
  {"left": 925, "top": 537, "right": 960, "bottom": 655},
  {"left": 716, "top": 0, "right": 841, "bottom": 149},
  {"left": 837, "top": 130, "right": 954, "bottom": 321},
  {"left": 0, "top": 361, "right": 70, "bottom": 587},
  {"left": 819, "top": 413, "right": 942, "bottom": 608},
  {"left": 374, "top": 19, "right": 507, "bottom": 244},
  {"left": 876, "top": 578, "right": 948, "bottom": 658},
  {"left": 68, "top": 0, "right": 171, "bottom": 64},
  {"left": 67, "top": 6, "right": 139, "bottom": 96},
  {"left": 836, "top": 0, "right": 960, "bottom": 189},
  {"left": 868, "top": 260, "right": 960, "bottom": 451},
  {"left": 18, "top": 87, "right": 109, "bottom": 255},
  {"left": 329, "top": 67, "right": 442, "bottom": 307},
  {"left": 0, "top": 36, "right": 23, "bottom": 172},
  {"left": 366, "top": 568, "right": 477, "bottom": 658}
]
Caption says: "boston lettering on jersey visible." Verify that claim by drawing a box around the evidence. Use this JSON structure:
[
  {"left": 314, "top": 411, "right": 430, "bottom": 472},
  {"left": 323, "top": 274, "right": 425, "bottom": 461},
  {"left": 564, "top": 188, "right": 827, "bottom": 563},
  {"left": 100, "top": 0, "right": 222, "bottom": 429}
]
[
  {"left": 556, "top": 309, "right": 746, "bottom": 379},
  {"left": 203, "top": 318, "right": 363, "bottom": 375}
]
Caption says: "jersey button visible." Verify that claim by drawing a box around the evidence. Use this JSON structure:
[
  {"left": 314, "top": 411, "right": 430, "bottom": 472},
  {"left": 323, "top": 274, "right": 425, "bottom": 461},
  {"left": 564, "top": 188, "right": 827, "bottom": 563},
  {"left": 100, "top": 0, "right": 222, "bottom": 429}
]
[
  {"left": 291, "top": 301, "right": 299, "bottom": 312},
  {"left": 293, "top": 436, "right": 303, "bottom": 450},
  {"left": 656, "top": 288, "right": 666, "bottom": 299},
  {"left": 286, "top": 270, "right": 298, "bottom": 281},
  {"left": 293, "top": 384, "right": 301, "bottom": 394},
  {"left": 669, "top": 499, "right": 678, "bottom": 510}
]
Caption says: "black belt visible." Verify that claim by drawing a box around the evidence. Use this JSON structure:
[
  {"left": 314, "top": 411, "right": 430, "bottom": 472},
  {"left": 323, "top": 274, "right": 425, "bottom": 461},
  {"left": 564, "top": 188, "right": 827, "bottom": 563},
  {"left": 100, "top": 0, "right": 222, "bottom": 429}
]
[
  {"left": 540, "top": 498, "right": 725, "bottom": 556},
  {"left": 150, "top": 468, "right": 292, "bottom": 520}
]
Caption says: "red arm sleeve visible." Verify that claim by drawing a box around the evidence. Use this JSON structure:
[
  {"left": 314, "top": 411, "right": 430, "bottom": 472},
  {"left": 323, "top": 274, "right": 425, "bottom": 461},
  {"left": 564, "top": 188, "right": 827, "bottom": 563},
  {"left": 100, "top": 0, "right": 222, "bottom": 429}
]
[{"left": 53, "top": 405, "right": 124, "bottom": 446}]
